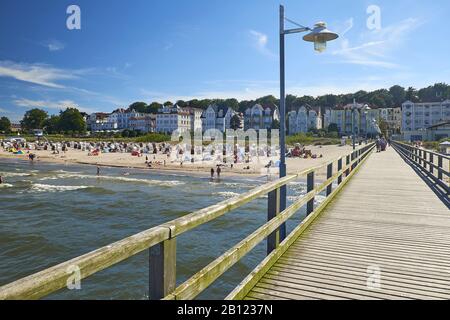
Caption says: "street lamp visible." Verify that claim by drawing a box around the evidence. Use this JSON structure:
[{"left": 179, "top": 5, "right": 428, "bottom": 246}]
[
  {"left": 278, "top": 5, "right": 338, "bottom": 240},
  {"left": 351, "top": 99, "right": 357, "bottom": 150}
]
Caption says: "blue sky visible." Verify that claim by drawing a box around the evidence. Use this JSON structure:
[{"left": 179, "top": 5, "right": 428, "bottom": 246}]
[{"left": 0, "top": 0, "right": 449, "bottom": 121}]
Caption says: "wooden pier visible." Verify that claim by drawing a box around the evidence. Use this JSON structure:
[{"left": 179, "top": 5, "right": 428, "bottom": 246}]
[
  {"left": 229, "top": 145, "right": 450, "bottom": 300},
  {"left": 1, "top": 141, "right": 449, "bottom": 300}
]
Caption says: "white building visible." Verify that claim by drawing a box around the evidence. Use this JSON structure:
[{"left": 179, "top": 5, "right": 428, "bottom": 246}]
[
  {"left": 401, "top": 100, "right": 450, "bottom": 141},
  {"left": 379, "top": 107, "right": 402, "bottom": 134},
  {"left": 155, "top": 105, "right": 203, "bottom": 134},
  {"left": 324, "top": 103, "right": 381, "bottom": 136},
  {"left": 244, "top": 104, "right": 280, "bottom": 131},
  {"left": 201, "top": 105, "right": 240, "bottom": 132},
  {"left": 88, "top": 113, "right": 119, "bottom": 132},
  {"left": 288, "top": 105, "right": 322, "bottom": 135},
  {"left": 108, "top": 109, "right": 145, "bottom": 130},
  {"left": 128, "top": 115, "right": 156, "bottom": 133}
]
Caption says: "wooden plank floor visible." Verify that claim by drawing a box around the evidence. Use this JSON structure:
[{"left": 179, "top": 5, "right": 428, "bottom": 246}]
[{"left": 245, "top": 147, "right": 450, "bottom": 300}]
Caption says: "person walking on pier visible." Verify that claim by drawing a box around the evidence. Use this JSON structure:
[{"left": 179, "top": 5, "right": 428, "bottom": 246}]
[{"left": 216, "top": 166, "right": 221, "bottom": 179}]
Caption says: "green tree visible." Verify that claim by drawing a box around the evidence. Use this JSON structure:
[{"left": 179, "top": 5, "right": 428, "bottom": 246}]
[
  {"left": 21, "top": 108, "right": 48, "bottom": 131},
  {"left": 43, "top": 115, "right": 61, "bottom": 134},
  {"left": 271, "top": 119, "right": 280, "bottom": 130},
  {"left": 147, "top": 102, "right": 162, "bottom": 113},
  {"left": 389, "top": 85, "right": 406, "bottom": 107},
  {"left": 405, "top": 87, "right": 419, "bottom": 102},
  {"left": 175, "top": 100, "right": 187, "bottom": 107},
  {"left": 0, "top": 116, "right": 11, "bottom": 133},
  {"left": 58, "top": 108, "right": 86, "bottom": 133},
  {"left": 163, "top": 101, "right": 173, "bottom": 107},
  {"left": 128, "top": 102, "right": 148, "bottom": 113},
  {"left": 230, "top": 114, "right": 242, "bottom": 130}
]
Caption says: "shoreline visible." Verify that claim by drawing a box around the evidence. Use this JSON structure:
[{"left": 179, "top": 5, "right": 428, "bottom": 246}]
[{"left": 1, "top": 143, "right": 355, "bottom": 181}]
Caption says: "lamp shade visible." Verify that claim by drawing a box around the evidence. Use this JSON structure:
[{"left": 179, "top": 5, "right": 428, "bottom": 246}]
[{"left": 303, "top": 22, "right": 338, "bottom": 52}]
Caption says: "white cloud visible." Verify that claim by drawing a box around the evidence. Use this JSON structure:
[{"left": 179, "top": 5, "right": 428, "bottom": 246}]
[
  {"left": 0, "top": 61, "right": 82, "bottom": 88},
  {"left": 13, "top": 98, "right": 95, "bottom": 113},
  {"left": 332, "top": 17, "right": 424, "bottom": 69},
  {"left": 249, "top": 30, "right": 276, "bottom": 58},
  {"left": 42, "top": 40, "right": 65, "bottom": 52}
]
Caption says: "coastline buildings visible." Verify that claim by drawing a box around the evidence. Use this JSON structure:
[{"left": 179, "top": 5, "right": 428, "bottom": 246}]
[
  {"left": 201, "top": 105, "right": 242, "bottom": 132},
  {"left": 244, "top": 104, "right": 280, "bottom": 131},
  {"left": 324, "top": 103, "right": 381, "bottom": 137},
  {"left": 288, "top": 105, "right": 322, "bottom": 135},
  {"left": 155, "top": 105, "right": 203, "bottom": 134},
  {"left": 401, "top": 100, "right": 450, "bottom": 141}
]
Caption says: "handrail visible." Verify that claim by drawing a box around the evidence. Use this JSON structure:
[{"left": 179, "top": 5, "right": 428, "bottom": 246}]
[
  {"left": 0, "top": 143, "right": 375, "bottom": 300},
  {"left": 392, "top": 141, "right": 449, "bottom": 193}
]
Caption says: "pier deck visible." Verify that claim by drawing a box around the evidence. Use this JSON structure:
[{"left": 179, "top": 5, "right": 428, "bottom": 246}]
[{"left": 244, "top": 147, "right": 450, "bottom": 300}]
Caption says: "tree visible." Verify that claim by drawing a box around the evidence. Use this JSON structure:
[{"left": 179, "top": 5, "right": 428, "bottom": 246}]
[
  {"left": 389, "top": 85, "right": 406, "bottom": 107},
  {"left": 175, "top": 100, "right": 187, "bottom": 107},
  {"left": 163, "top": 101, "right": 173, "bottom": 107},
  {"left": 21, "top": 108, "right": 48, "bottom": 131},
  {"left": 405, "top": 87, "right": 419, "bottom": 102},
  {"left": 147, "top": 102, "right": 162, "bottom": 113},
  {"left": 128, "top": 102, "right": 147, "bottom": 113},
  {"left": 43, "top": 115, "right": 61, "bottom": 134},
  {"left": 0, "top": 116, "right": 11, "bottom": 133},
  {"left": 230, "top": 114, "right": 242, "bottom": 130},
  {"left": 58, "top": 108, "right": 86, "bottom": 133}
]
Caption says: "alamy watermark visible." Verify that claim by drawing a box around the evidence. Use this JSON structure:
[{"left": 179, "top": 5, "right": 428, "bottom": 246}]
[
  {"left": 66, "top": 5, "right": 81, "bottom": 30},
  {"left": 66, "top": 264, "right": 81, "bottom": 290}
]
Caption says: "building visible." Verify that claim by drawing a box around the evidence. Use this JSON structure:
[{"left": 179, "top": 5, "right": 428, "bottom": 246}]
[
  {"left": 109, "top": 109, "right": 145, "bottom": 130},
  {"left": 155, "top": 105, "right": 203, "bottom": 134},
  {"left": 88, "top": 113, "right": 118, "bottom": 132},
  {"left": 128, "top": 115, "right": 156, "bottom": 133},
  {"left": 201, "top": 105, "right": 240, "bottom": 132},
  {"left": 379, "top": 107, "right": 402, "bottom": 134},
  {"left": 244, "top": 104, "right": 280, "bottom": 131},
  {"left": 401, "top": 100, "right": 450, "bottom": 140},
  {"left": 324, "top": 103, "right": 381, "bottom": 137},
  {"left": 288, "top": 105, "right": 322, "bottom": 135},
  {"left": 10, "top": 123, "right": 21, "bottom": 133}
]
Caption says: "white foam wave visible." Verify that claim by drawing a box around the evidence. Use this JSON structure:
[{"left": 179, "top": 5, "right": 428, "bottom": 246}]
[
  {"left": 30, "top": 183, "right": 90, "bottom": 193},
  {"left": 58, "top": 174, "right": 185, "bottom": 186},
  {"left": 0, "top": 183, "right": 13, "bottom": 188},
  {"left": 0, "top": 172, "right": 31, "bottom": 177},
  {"left": 214, "top": 191, "right": 240, "bottom": 198}
]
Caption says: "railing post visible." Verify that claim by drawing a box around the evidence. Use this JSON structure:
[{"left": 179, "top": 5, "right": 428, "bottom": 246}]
[
  {"left": 149, "top": 238, "right": 176, "bottom": 300},
  {"left": 438, "top": 155, "right": 443, "bottom": 180},
  {"left": 345, "top": 155, "right": 350, "bottom": 177},
  {"left": 306, "top": 172, "right": 314, "bottom": 216},
  {"left": 430, "top": 153, "right": 434, "bottom": 175},
  {"left": 337, "top": 158, "right": 343, "bottom": 185},
  {"left": 267, "top": 188, "right": 280, "bottom": 255},
  {"left": 326, "top": 163, "right": 333, "bottom": 196}
]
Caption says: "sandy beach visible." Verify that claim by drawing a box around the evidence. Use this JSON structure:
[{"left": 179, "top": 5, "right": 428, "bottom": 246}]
[{"left": 0, "top": 144, "right": 357, "bottom": 179}]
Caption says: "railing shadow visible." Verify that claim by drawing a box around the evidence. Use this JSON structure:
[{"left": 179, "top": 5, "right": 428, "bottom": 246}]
[{"left": 392, "top": 144, "right": 450, "bottom": 209}]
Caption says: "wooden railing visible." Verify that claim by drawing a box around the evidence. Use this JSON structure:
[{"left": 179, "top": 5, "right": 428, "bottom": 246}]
[
  {"left": 392, "top": 141, "right": 450, "bottom": 194},
  {"left": 0, "top": 143, "right": 375, "bottom": 300}
]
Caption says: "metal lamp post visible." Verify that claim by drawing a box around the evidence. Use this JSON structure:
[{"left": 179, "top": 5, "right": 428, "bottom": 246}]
[{"left": 277, "top": 5, "right": 338, "bottom": 240}]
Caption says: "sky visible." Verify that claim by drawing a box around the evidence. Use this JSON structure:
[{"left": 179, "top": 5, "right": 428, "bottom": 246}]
[{"left": 0, "top": 0, "right": 449, "bottom": 121}]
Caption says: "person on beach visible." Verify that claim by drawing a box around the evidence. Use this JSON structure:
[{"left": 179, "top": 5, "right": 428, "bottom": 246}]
[
  {"left": 210, "top": 168, "right": 215, "bottom": 179},
  {"left": 0, "top": 175, "right": 3, "bottom": 184},
  {"left": 97, "top": 166, "right": 100, "bottom": 176},
  {"left": 216, "top": 166, "right": 221, "bottom": 179}
]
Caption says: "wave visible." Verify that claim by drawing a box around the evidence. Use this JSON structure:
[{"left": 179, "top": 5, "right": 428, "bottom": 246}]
[
  {"left": 214, "top": 191, "right": 240, "bottom": 198},
  {"left": 0, "top": 183, "right": 13, "bottom": 188},
  {"left": 0, "top": 172, "right": 32, "bottom": 177},
  {"left": 30, "top": 183, "right": 90, "bottom": 193},
  {"left": 57, "top": 173, "right": 185, "bottom": 187}
]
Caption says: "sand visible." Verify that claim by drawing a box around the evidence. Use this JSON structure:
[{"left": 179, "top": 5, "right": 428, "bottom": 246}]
[{"left": 0, "top": 144, "right": 358, "bottom": 180}]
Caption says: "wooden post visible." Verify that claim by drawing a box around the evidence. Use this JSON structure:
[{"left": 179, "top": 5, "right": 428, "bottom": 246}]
[
  {"left": 149, "top": 238, "right": 176, "bottom": 300},
  {"left": 267, "top": 188, "right": 280, "bottom": 255},
  {"left": 306, "top": 172, "right": 314, "bottom": 216},
  {"left": 430, "top": 153, "right": 434, "bottom": 175},
  {"left": 326, "top": 163, "right": 333, "bottom": 196},
  {"left": 337, "top": 158, "right": 343, "bottom": 185},
  {"left": 438, "top": 156, "right": 443, "bottom": 181},
  {"left": 345, "top": 155, "right": 350, "bottom": 177}
]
